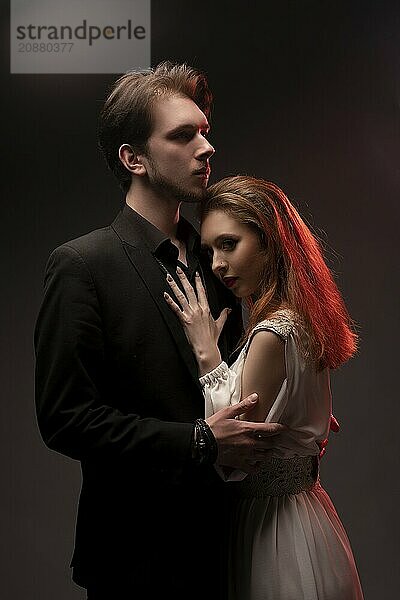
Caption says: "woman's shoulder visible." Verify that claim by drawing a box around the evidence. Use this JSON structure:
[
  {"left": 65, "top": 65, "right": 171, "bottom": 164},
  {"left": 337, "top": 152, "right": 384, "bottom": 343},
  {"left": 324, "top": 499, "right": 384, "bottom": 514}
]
[{"left": 250, "top": 308, "right": 299, "bottom": 342}]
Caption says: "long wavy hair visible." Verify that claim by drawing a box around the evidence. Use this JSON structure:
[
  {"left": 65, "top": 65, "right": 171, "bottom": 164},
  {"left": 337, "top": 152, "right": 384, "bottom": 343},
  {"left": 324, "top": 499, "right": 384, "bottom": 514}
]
[{"left": 203, "top": 176, "right": 357, "bottom": 370}]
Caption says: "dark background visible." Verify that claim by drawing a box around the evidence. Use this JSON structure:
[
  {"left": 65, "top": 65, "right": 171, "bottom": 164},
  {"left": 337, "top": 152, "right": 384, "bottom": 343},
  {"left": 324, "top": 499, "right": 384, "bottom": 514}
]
[{"left": 2, "top": 1, "right": 399, "bottom": 598}]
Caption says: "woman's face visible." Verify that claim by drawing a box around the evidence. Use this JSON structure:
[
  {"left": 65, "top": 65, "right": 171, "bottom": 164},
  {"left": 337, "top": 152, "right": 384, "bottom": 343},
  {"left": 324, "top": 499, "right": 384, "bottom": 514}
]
[{"left": 201, "top": 209, "right": 266, "bottom": 298}]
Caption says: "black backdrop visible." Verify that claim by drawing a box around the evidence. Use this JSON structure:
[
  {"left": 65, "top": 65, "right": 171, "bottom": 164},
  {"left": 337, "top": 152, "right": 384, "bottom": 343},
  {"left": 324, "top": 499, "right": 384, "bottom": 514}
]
[{"left": 2, "top": 1, "right": 399, "bottom": 598}]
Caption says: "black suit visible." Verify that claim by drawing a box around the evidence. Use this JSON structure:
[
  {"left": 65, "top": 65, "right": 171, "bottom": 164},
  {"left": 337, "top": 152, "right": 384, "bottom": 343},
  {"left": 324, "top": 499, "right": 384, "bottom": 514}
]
[{"left": 34, "top": 204, "right": 242, "bottom": 598}]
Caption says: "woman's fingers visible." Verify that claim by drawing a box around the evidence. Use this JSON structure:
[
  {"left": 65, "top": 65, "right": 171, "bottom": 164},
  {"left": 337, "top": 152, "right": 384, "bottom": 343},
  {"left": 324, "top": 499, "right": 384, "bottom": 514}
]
[
  {"left": 166, "top": 273, "right": 189, "bottom": 309},
  {"left": 163, "top": 291, "right": 184, "bottom": 316},
  {"left": 176, "top": 266, "right": 198, "bottom": 305},
  {"left": 215, "top": 307, "right": 231, "bottom": 334},
  {"left": 195, "top": 272, "right": 209, "bottom": 307}
]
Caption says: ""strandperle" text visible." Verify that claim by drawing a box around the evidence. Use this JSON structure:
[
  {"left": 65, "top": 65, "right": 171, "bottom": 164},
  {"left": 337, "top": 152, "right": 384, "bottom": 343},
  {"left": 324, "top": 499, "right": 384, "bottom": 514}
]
[{"left": 16, "top": 19, "right": 146, "bottom": 46}]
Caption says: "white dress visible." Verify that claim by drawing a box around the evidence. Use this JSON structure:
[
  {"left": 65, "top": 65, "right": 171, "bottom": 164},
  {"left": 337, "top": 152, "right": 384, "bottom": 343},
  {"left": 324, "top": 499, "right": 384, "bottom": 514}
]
[{"left": 200, "top": 310, "right": 364, "bottom": 600}]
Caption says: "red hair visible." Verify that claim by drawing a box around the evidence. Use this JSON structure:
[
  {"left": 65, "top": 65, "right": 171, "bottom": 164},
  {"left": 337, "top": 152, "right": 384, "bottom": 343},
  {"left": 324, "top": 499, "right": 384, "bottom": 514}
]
[{"left": 203, "top": 176, "right": 357, "bottom": 369}]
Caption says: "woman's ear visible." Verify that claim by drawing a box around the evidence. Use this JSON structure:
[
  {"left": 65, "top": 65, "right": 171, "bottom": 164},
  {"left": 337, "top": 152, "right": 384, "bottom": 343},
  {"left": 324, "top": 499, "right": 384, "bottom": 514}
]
[{"left": 118, "top": 144, "right": 147, "bottom": 176}]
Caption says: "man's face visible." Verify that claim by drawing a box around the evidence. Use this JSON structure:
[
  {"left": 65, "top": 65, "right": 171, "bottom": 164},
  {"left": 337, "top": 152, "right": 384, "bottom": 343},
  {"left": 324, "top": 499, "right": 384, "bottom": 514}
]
[{"left": 142, "top": 94, "right": 215, "bottom": 203}]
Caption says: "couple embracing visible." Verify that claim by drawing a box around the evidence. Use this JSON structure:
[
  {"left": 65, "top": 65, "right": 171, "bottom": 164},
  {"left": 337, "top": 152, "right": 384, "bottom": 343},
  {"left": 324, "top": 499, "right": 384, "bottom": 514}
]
[{"left": 35, "top": 61, "right": 364, "bottom": 599}]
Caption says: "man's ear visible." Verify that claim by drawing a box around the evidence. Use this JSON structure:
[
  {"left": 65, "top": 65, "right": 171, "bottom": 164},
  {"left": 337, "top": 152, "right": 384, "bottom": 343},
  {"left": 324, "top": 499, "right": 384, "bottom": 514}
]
[{"left": 118, "top": 144, "right": 147, "bottom": 176}]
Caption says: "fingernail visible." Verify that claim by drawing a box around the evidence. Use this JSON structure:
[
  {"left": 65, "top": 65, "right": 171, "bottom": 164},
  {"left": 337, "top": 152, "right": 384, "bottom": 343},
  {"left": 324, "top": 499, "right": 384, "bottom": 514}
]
[
  {"left": 249, "top": 394, "right": 258, "bottom": 403},
  {"left": 176, "top": 266, "right": 183, "bottom": 273},
  {"left": 164, "top": 292, "right": 170, "bottom": 298},
  {"left": 167, "top": 274, "right": 173, "bottom": 282},
  {"left": 195, "top": 271, "right": 200, "bottom": 277}
]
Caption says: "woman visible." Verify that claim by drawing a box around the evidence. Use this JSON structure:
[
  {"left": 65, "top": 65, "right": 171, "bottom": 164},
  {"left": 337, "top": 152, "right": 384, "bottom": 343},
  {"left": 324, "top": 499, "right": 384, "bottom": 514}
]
[{"left": 164, "top": 176, "right": 364, "bottom": 599}]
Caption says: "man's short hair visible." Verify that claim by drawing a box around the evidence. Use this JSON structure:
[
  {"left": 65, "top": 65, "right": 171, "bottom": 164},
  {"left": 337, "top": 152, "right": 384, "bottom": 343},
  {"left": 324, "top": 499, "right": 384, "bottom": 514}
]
[{"left": 98, "top": 61, "right": 213, "bottom": 193}]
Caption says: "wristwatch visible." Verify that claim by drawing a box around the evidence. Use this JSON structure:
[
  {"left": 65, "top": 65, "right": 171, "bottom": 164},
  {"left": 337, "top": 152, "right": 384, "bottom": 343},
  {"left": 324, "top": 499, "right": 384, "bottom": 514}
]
[{"left": 191, "top": 418, "right": 218, "bottom": 466}]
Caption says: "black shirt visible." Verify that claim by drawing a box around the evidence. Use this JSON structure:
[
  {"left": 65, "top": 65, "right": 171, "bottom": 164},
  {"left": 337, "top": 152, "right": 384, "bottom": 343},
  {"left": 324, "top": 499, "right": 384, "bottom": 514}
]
[
  {"left": 122, "top": 203, "right": 243, "bottom": 363},
  {"left": 123, "top": 203, "right": 202, "bottom": 289}
]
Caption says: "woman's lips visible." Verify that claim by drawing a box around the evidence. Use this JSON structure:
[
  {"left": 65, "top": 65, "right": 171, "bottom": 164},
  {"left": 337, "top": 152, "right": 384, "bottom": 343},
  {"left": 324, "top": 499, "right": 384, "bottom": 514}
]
[{"left": 223, "top": 277, "right": 238, "bottom": 288}]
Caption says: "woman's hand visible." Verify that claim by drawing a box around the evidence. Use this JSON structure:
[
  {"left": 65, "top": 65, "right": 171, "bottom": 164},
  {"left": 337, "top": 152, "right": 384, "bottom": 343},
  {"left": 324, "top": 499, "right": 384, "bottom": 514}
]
[{"left": 163, "top": 267, "right": 231, "bottom": 376}]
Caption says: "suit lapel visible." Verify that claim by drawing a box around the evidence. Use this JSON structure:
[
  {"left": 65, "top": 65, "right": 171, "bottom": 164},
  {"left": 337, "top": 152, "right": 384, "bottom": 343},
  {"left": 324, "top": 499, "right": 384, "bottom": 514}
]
[{"left": 112, "top": 210, "right": 201, "bottom": 391}]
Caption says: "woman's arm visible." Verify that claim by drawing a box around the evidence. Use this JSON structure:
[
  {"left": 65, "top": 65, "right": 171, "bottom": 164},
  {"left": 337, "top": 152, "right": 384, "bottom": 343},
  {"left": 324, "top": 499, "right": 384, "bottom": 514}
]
[
  {"left": 241, "top": 330, "right": 286, "bottom": 422},
  {"left": 163, "top": 267, "right": 288, "bottom": 476}
]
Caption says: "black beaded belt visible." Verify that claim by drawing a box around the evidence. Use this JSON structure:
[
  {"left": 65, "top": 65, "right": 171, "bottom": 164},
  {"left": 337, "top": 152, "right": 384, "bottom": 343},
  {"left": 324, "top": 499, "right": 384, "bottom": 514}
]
[{"left": 232, "top": 455, "right": 319, "bottom": 498}]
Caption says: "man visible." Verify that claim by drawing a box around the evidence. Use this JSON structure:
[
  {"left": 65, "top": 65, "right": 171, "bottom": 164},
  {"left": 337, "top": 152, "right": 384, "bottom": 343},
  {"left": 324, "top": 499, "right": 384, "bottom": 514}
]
[{"left": 34, "top": 62, "right": 288, "bottom": 599}]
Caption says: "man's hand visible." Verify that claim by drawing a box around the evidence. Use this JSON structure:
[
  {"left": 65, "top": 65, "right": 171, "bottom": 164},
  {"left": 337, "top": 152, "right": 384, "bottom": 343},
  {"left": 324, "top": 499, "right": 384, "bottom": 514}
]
[{"left": 206, "top": 394, "right": 286, "bottom": 474}]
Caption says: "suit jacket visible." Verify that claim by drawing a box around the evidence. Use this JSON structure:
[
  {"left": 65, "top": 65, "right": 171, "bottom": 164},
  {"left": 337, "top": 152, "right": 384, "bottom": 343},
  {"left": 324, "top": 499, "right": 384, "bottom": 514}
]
[{"left": 34, "top": 205, "right": 242, "bottom": 597}]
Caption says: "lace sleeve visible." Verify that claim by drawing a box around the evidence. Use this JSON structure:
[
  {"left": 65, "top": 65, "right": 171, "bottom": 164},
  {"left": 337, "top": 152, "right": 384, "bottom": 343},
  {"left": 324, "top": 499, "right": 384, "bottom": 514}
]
[{"left": 200, "top": 361, "right": 241, "bottom": 419}]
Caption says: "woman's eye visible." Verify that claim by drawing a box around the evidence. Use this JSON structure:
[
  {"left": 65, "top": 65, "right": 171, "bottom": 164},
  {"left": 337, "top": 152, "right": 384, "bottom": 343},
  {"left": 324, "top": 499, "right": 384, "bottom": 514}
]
[{"left": 221, "top": 239, "right": 237, "bottom": 251}]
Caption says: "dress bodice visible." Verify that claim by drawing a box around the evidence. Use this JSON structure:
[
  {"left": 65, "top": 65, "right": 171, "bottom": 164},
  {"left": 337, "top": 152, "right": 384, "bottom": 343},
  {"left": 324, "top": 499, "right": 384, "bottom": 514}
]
[{"left": 200, "top": 309, "right": 332, "bottom": 462}]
